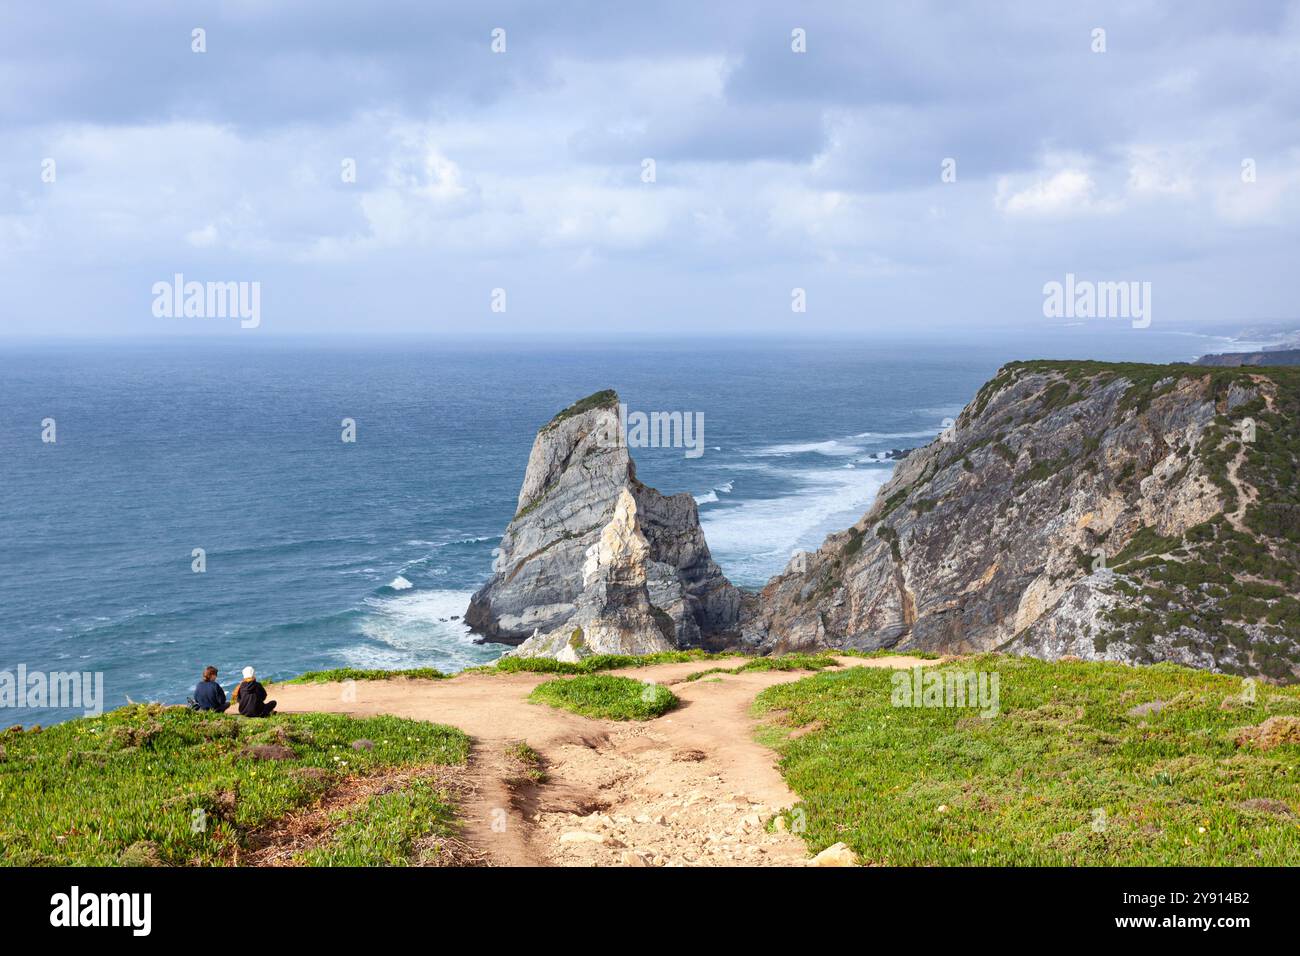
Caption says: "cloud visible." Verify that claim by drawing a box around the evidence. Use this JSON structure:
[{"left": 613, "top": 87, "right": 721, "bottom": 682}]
[
  {"left": 996, "top": 167, "right": 1121, "bottom": 218},
  {"left": 1, "top": 1, "right": 1298, "bottom": 337}
]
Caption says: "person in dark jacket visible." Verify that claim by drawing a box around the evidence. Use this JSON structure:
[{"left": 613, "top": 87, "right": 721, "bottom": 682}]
[
  {"left": 192, "top": 666, "right": 229, "bottom": 712},
  {"left": 233, "top": 666, "right": 277, "bottom": 717}
]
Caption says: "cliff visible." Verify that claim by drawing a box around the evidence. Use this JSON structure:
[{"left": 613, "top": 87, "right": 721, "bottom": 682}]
[
  {"left": 1196, "top": 348, "right": 1300, "bottom": 367},
  {"left": 465, "top": 390, "right": 743, "bottom": 659},
  {"left": 747, "top": 361, "right": 1300, "bottom": 681}
]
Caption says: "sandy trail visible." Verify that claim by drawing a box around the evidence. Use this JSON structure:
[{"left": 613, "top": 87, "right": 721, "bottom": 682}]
[{"left": 270, "top": 655, "right": 929, "bottom": 867}]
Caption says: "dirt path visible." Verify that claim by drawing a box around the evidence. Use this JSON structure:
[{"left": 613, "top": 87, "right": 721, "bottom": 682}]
[
  {"left": 269, "top": 655, "right": 930, "bottom": 866},
  {"left": 1225, "top": 441, "right": 1256, "bottom": 532}
]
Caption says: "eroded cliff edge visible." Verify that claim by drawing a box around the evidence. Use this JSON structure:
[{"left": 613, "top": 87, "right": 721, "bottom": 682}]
[
  {"left": 747, "top": 361, "right": 1300, "bottom": 681},
  {"left": 465, "top": 390, "right": 744, "bottom": 659}
]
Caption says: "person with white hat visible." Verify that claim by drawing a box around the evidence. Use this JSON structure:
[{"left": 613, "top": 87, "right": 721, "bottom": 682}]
[{"left": 232, "top": 665, "right": 277, "bottom": 718}]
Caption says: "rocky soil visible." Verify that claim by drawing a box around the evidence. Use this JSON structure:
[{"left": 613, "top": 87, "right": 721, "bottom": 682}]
[{"left": 270, "top": 655, "right": 929, "bottom": 866}]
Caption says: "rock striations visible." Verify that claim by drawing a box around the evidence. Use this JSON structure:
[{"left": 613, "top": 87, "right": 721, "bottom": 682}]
[
  {"left": 465, "top": 390, "right": 743, "bottom": 659},
  {"left": 748, "top": 361, "right": 1300, "bottom": 681},
  {"left": 470, "top": 366, "right": 1299, "bottom": 682}
]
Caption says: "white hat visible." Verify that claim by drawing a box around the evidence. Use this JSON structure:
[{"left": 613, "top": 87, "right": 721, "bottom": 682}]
[{"left": 242, "top": 666, "right": 255, "bottom": 679}]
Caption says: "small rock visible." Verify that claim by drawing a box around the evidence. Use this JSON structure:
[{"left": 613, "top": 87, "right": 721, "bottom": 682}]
[
  {"left": 773, "top": 816, "right": 788, "bottom": 832},
  {"left": 809, "top": 842, "right": 858, "bottom": 867},
  {"left": 633, "top": 814, "right": 652, "bottom": 824},
  {"left": 621, "top": 850, "right": 649, "bottom": 867},
  {"left": 1127, "top": 700, "right": 1167, "bottom": 718}
]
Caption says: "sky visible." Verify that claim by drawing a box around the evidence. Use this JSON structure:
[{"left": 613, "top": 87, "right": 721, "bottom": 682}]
[{"left": 2, "top": 0, "right": 1299, "bottom": 339}]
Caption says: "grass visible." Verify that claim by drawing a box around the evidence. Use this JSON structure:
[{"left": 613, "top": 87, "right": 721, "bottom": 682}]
[
  {"left": 285, "top": 667, "right": 446, "bottom": 684},
  {"left": 504, "top": 740, "right": 547, "bottom": 782},
  {"left": 472, "top": 648, "right": 741, "bottom": 675},
  {"left": 738, "top": 653, "right": 839, "bottom": 672},
  {"left": 528, "top": 674, "right": 678, "bottom": 720},
  {"left": 840, "top": 648, "right": 942, "bottom": 661},
  {"left": 299, "top": 777, "right": 458, "bottom": 866},
  {"left": 754, "top": 655, "right": 1300, "bottom": 866},
  {"left": 679, "top": 653, "right": 840, "bottom": 682},
  {"left": 0, "top": 703, "right": 469, "bottom": 866}
]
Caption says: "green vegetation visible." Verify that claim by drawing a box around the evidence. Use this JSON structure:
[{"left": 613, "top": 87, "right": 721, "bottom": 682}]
[
  {"left": 0, "top": 703, "right": 469, "bottom": 866},
  {"left": 1015, "top": 449, "right": 1074, "bottom": 487},
  {"left": 681, "top": 653, "right": 840, "bottom": 683},
  {"left": 755, "top": 655, "right": 1300, "bottom": 865},
  {"left": 475, "top": 648, "right": 739, "bottom": 675},
  {"left": 528, "top": 674, "right": 678, "bottom": 720},
  {"left": 876, "top": 487, "right": 911, "bottom": 521},
  {"left": 680, "top": 666, "right": 736, "bottom": 682},
  {"left": 542, "top": 388, "right": 619, "bottom": 432},
  {"left": 286, "top": 649, "right": 852, "bottom": 685},
  {"left": 738, "top": 653, "right": 838, "bottom": 672},
  {"left": 960, "top": 361, "right": 1300, "bottom": 681},
  {"left": 504, "top": 741, "right": 547, "bottom": 782},
  {"left": 300, "top": 777, "right": 458, "bottom": 866},
  {"left": 840, "top": 648, "right": 941, "bottom": 660},
  {"left": 286, "top": 667, "right": 446, "bottom": 684},
  {"left": 992, "top": 441, "right": 1017, "bottom": 464},
  {"left": 876, "top": 524, "right": 902, "bottom": 561},
  {"left": 1038, "top": 380, "right": 1085, "bottom": 414},
  {"left": 1110, "top": 526, "right": 1182, "bottom": 569}
]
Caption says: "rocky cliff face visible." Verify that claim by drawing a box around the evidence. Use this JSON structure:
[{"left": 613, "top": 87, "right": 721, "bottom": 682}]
[
  {"left": 1196, "top": 348, "right": 1300, "bottom": 367},
  {"left": 747, "top": 361, "right": 1300, "bottom": 682},
  {"left": 466, "top": 390, "right": 743, "bottom": 659}
]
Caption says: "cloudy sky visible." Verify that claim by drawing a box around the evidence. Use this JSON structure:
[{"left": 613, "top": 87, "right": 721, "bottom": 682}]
[{"left": 2, "top": 1, "right": 1298, "bottom": 338}]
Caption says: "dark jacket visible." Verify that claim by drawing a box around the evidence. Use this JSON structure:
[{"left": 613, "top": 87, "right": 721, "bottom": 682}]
[
  {"left": 236, "top": 678, "right": 269, "bottom": 717},
  {"left": 193, "top": 679, "right": 227, "bottom": 712}
]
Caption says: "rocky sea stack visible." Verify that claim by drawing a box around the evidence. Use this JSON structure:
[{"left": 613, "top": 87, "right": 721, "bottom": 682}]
[{"left": 465, "top": 390, "right": 744, "bottom": 659}]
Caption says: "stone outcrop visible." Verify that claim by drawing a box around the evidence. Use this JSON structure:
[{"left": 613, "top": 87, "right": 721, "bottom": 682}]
[
  {"left": 470, "top": 365, "right": 1299, "bottom": 679},
  {"left": 466, "top": 390, "right": 743, "bottom": 658},
  {"left": 746, "top": 361, "right": 1300, "bottom": 681}
]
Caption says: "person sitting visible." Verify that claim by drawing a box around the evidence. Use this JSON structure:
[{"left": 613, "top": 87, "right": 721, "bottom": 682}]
[
  {"left": 233, "top": 666, "right": 277, "bottom": 718},
  {"left": 191, "top": 665, "right": 229, "bottom": 712}
]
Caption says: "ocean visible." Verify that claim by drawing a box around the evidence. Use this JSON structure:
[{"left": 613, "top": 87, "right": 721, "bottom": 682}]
[{"left": 0, "top": 330, "right": 1236, "bottom": 724}]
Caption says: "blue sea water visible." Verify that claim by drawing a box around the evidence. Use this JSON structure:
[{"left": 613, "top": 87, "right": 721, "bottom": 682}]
[{"left": 0, "top": 330, "right": 1228, "bottom": 724}]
